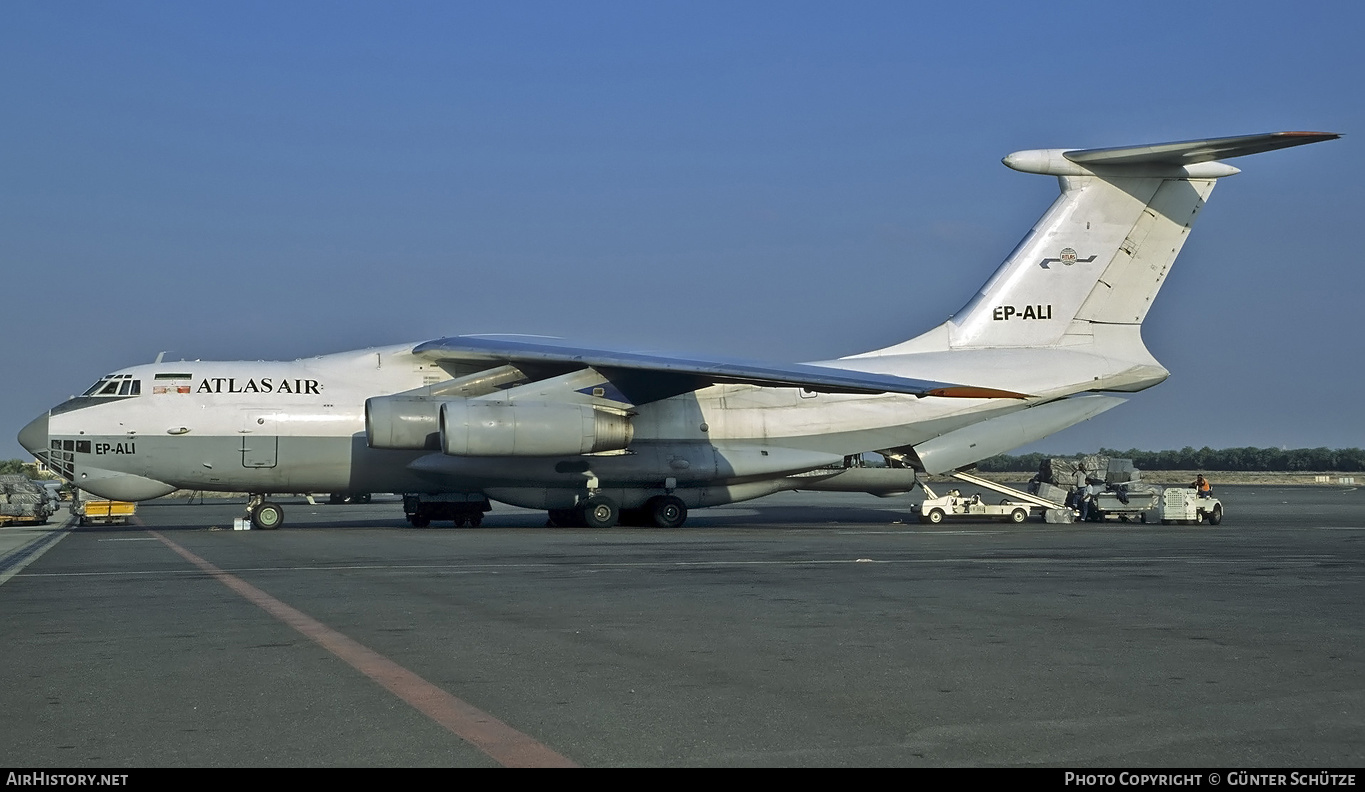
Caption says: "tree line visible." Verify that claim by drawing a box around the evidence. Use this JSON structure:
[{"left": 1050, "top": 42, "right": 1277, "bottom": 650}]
[
  {"left": 0, "top": 459, "right": 39, "bottom": 476},
  {"left": 976, "top": 447, "right": 1365, "bottom": 473}
]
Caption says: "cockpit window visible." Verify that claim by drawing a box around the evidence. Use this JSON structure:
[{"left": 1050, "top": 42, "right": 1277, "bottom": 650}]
[{"left": 82, "top": 374, "right": 142, "bottom": 398}]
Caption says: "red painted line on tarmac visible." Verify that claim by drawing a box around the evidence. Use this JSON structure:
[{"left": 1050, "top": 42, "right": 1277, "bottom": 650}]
[{"left": 149, "top": 530, "right": 578, "bottom": 768}]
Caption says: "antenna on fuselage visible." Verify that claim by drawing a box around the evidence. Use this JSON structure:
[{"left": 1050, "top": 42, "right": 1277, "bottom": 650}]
[{"left": 154, "top": 351, "right": 168, "bottom": 364}]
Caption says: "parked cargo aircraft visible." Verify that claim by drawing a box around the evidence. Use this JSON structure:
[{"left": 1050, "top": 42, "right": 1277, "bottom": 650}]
[{"left": 18, "top": 132, "right": 1337, "bottom": 529}]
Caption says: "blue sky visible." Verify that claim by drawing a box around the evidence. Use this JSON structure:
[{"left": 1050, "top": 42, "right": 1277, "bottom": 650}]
[{"left": 2, "top": 1, "right": 1361, "bottom": 458}]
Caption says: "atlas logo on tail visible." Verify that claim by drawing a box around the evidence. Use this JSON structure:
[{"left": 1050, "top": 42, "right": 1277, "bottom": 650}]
[{"left": 1038, "top": 248, "right": 1097, "bottom": 268}]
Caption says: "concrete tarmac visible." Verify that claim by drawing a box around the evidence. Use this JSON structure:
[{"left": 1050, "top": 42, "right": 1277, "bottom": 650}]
[{"left": 1, "top": 485, "right": 1361, "bottom": 767}]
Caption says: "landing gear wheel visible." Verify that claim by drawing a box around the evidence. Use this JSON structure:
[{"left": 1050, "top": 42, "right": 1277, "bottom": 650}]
[
  {"left": 580, "top": 496, "right": 619, "bottom": 529},
  {"left": 251, "top": 501, "right": 284, "bottom": 530},
  {"left": 468, "top": 513, "right": 483, "bottom": 527},
  {"left": 1009, "top": 508, "right": 1027, "bottom": 524},
  {"left": 1208, "top": 504, "right": 1223, "bottom": 525},
  {"left": 410, "top": 514, "right": 431, "bottom": 528},
  {"left": 927, "top": 508, "right": 945, "bottom": 525},
  {"left": 647, "top": 495, "right": 687, "bottom": 528},
  {"left": 355, "top": 493, "right": 372, "bottom": 504}
]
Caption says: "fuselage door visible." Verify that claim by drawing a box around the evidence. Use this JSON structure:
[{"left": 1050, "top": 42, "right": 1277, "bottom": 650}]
[{"left": 239, "top": 411, "right": 278, "bottom": 468}]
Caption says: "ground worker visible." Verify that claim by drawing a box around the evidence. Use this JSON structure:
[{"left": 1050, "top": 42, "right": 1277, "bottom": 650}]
[
  {"left": 1080, "top": 479, "right": 1104, "bottom": 521},
  {"left": 1193, "top": 474, "right": 1212, "bottom": 498},
  {"left": 1070, "top": 463, "right": 1088, "bottom": 509}
]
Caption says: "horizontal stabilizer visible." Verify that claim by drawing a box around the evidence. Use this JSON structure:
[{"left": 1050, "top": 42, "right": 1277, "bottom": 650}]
[
  {"left": 1003, "top": 131, "right": 1340, "bottom": 177},
  {"left": 1063, "top": 131, "right": 1339, "bottom": 167}
]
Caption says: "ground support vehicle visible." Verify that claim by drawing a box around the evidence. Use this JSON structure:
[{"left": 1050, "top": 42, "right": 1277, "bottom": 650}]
[
  {"left": 0, "top": 505, "right": 51, "bottom": 526},
  {"left": 916, "top": 471, "right": 1069, "bottom": 525},
  {"left": 1153, "top": 487, "right": 1223, "bottom": 525},
  {"left": 327, "top": 492, "right": 372, "bottom": 504},
  {"left": 1084, "top": 486, "right": 1162, "bottom": 523},
  {"left": 71, "top": 495, "right": 135, "bottom": 526},
  {"left": 404, "top": 492, "right": 491, "bottom": 527}
]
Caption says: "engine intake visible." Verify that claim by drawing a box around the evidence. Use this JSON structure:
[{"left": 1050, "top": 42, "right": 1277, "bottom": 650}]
[
  {"left": 440, "top": 400, "right": 633, "bottom": 456},
  {"left": 365, "top": 396, "right": 440, "bottom": 450}
]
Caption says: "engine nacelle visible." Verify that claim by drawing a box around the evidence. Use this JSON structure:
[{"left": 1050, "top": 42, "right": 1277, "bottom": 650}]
[
  {"left": 366, "top": 366, "right": 536, "bottom": 451},
  {"left": 440, "top": 400, "right": 633, "bottom": 457},
  {"left": 366, "top": 396, "right": 440, "bottom": 450}
]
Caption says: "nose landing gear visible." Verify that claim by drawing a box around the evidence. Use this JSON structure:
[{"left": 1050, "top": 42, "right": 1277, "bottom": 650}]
[{"left": 246, "top": 494, "right": 284, "bottom": 530}]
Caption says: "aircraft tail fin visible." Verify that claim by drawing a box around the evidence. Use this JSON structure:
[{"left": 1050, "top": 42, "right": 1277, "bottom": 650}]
[{"left": 896, "top": 132, "right": 1338, "bottom": 352}]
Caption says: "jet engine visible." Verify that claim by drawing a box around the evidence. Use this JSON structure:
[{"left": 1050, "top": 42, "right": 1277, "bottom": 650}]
[
  {"left": 365, "top": 396, "right": 441, "bottom": 450},
  {"left": 440, "top": 400, "right": 633, "bottom": 456}
]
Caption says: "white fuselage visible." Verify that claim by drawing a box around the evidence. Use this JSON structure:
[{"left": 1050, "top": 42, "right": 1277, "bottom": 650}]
[{"left": 37, "top": 335, "right": 1138, "bottom": 510}]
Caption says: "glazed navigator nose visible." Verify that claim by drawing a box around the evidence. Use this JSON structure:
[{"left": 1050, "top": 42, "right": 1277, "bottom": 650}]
[{"left": 17, "top": 412, "right": 48, "bottom": 457}]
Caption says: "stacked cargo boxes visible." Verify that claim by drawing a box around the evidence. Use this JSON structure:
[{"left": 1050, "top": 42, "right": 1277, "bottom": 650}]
[{"left": 0, "top": 475, "right": 54, "bottom": 525}]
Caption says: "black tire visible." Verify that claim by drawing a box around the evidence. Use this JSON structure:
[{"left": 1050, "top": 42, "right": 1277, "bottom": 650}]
[
  {"left": 410, "top": 514, "right": 431, "bottom": 528},
  {"left": 1208, "top": 504, "right": 1223, "bottom": 525},
  {"left": 647, "top": 496, "right": 687, "bottom": 528},
  {"left": 355, "top": 493, "right": 372, "bottom": 504},
  {"left": 251, "top": 501, "right": 284, "bottom": 530},
  {"left": 328, "top": 493, "right": 344, "bottom": 505},
  {"left": 1009, "top": 508, "right": 1027, "bottom": 524},
  {"left": 468, "top": 513, "right": 483, "bottom": 527},
  {"left": 927, "top": 508, "right": 945, "bottom": 525},
  {"left": 580, "top": 496, "right": 619, "bottom": 529}
]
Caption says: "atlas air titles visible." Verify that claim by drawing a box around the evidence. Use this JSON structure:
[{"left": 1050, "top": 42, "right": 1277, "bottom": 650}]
[{"left": 195, "top": 377, "right": 322, "bottom": 395}]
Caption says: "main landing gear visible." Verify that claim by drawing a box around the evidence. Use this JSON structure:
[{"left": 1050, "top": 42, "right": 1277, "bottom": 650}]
[
  {"left": 246, "top": 494, "right": 283, "bottom": 530},
  {"left": 545, "top": 495, "right": 688, "bottom": 529}
]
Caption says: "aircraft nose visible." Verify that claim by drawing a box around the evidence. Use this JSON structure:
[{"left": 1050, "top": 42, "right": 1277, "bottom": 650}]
[{"left": 18, "top": 412, "right": 49, "bottom": 456}]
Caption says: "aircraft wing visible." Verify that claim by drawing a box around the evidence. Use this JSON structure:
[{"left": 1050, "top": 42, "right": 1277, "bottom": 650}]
[{"left": 412, "top": 335, "right": 1025, "bottom": 405}]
